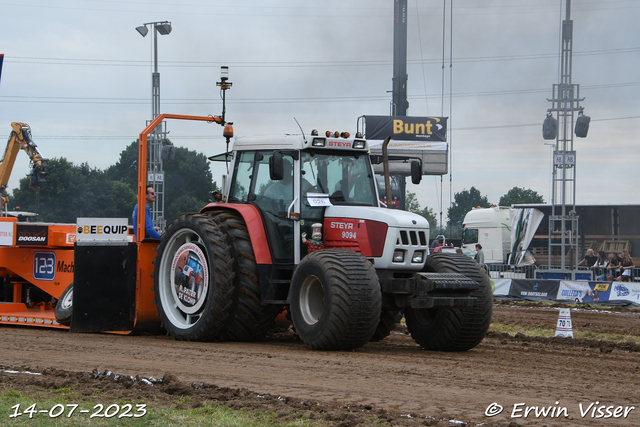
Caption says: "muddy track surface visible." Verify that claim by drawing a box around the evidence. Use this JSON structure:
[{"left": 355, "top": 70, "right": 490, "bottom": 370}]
[{"left": 1, "top": 302, "right": 639, "bottom": 426}]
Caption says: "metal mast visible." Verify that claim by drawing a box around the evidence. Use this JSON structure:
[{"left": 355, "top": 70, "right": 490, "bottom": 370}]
[
  {"left": 545, "top": 0, "right": 584, "bottom": 278},
  {"left": 390, "top": 0, "right": 409, "bottom": 209},
  {"left": 392, "top": 0, "right": 409, "bottom": 116},
  {"left": 137, "top": 21, "right": 172, "bottom": 230}
]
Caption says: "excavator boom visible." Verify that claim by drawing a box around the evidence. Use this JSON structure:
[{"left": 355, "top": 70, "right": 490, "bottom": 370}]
[{"left": 0, "top": 122, "right": 49, "bottom": 211}]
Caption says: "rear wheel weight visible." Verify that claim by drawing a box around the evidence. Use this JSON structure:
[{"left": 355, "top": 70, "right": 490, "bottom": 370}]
[
  {"left": 405, "top": 253, "right": 493, "bottom": 351},
  {"left": 290, "top": 249, "right": 381, "bottom": 351},
  {"left": 153, "top": 213, "right": 235, "bottom": 341}
]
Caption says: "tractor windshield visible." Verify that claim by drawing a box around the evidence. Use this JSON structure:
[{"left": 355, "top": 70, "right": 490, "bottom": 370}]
[{"left": 300, "top": 150, "right": 378, "bottom": 209}]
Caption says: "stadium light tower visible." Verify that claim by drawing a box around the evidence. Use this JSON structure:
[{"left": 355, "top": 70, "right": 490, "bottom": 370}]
[
  {"left": 136, "top": 21, "right": 172, "bottom": 230},
  {"left": 542, "top": 0, "right": 589, "bottom": 278}
]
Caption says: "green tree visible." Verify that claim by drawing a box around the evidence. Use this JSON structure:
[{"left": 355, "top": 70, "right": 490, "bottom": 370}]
[
  {"left": 105, "top": 141, "right": 220, "bottom": 221},
  {"left": 446, "top": 187, "right": 492, "bottom": 238},
  {"left": 10, "top": 158, "right": 136, "bottom": 222},
  {"left": 405, "top": 192, "right": 438, "bottom": 236},
  {"left": 499, "top": 186, "right": 544, "bottom": 206},
  {"left": 9, "top": 141, "right": 220, "bottom": 224}
]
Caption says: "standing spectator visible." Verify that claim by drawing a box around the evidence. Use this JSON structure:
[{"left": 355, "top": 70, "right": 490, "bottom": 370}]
[
  {"left": 617, "top": 251, "right": 635, "bottom": 282},
  {"left": 578, "top": 248, "right": 597, "bottom": 268},
  {"left": 474, "top": 244, "right": 485, "bottom": 266},
  {"left": 592, "top": 250, "right": 609, "bottom": 281},
  {"left": 606, "top": 252, "right": 621, "bottom": 282}
]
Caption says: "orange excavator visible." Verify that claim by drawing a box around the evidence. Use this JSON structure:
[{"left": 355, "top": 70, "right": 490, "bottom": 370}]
[
  {"left": 0, "top": 122, "right": 50, "bottom": 214},
  {"left": 0, "top": 122, "right": 75, "bottom": 328}
]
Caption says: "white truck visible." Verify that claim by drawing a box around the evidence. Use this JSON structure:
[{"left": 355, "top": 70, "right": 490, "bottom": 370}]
[{"left": 461, "top": 206, "right": 543, "bottom": 268}]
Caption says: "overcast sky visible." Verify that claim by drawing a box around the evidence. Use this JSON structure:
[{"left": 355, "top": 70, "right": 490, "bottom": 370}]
[{"left": 1, "top": 0, "right": 639, "bottom": 225}]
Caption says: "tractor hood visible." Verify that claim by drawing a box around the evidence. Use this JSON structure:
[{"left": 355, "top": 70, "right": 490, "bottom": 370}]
[{"left": 324, "top": 205, "right": 430, "bottom": 229}]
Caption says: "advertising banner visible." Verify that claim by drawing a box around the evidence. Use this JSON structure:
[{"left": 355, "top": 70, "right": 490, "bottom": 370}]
[
  {"left": 508, "top": 208, "right": 544, "bottom": 266},
  {"left": 556, "top": 280, "right": 594, "bottom": 303},
  {"left": 364, "top": 115, "right": 449, "bottom": 175},
  {"left": 491, "top": 278, "right": 512, "bottom": 296},
  {"left": 609, "top": 281, "right": 640, "bottom": 304},
  {"left": 15, "top": 224, "right": 48, "bottom": 246},
  {"left": 0, "top": 221, "right": 13, "bottom": 246},
  {"left": 365, "top": 115, "right": 447, "bottom": 143},
  {"left": 76, "top": 218, "right": 129, "bottom": 245},
  {"left": 510, "top": 279, "right": 559, "bottom": 301}
]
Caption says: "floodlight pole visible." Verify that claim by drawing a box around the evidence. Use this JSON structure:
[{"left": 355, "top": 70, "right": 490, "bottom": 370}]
[
  {"left": 545, "top": 1, "right": 584, "bottom": 278},
  {"left": 137, "top": 21, "right": 172, "bottom": 230}
]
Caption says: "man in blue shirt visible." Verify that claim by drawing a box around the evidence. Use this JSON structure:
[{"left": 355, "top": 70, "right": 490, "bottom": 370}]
[{"left": 132, "top": 185, "right": 162, "bottom": 240}]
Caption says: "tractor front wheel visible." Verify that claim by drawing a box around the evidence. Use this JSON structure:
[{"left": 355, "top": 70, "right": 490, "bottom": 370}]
[
  {"left": 404, "top": 253, "right": 492, "bottom": 351},
  {"left": 290, "top": 249, "right": 381, "bottom": 351}
]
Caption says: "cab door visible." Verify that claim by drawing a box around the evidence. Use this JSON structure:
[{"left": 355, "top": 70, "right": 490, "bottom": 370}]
[{"left": 228, "top": 151, "right": 294, "bottom": 263}]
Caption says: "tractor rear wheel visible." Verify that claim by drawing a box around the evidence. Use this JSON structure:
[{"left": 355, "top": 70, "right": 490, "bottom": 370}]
[
  {"left": 54, "top": 282, "right": 74, "bottom": 327},
  {"left": 208, "top": 210, "right": 282, "bottom": 341},
  {"left": 404, "top": 253, "right": 492, "bottom": 351},
  {"left": 153, "top": 213, "right": 235, "bottom": 341},
  {"left": 290, "top": 249, "right": 381, "bottom": 351}
]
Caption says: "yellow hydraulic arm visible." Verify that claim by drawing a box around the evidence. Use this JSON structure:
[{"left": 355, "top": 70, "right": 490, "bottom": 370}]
[{"left": 0, "top": 122, "right": 48, "bottom": 210}]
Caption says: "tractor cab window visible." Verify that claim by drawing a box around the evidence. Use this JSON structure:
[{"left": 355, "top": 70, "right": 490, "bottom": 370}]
[
  {"left": 228, "top": 151, "right": 253, "bottom": 203},
  {"left": 300, "top": 150, "right": 377, "bottom": 215},
  {"left": 230, "top": 150, "right": 295, "bottom": 263}
]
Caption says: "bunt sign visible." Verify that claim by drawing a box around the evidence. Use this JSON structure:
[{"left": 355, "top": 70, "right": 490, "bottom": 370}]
[{"left": 364, "top": 115, "right": 447, "bottom": 143}]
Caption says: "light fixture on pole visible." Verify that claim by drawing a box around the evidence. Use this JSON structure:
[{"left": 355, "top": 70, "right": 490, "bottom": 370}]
[
  {"left": 216, "top": 66, "right": 233, "bottom": 125},
  {"left": 136, "top": 20, "right": 172, "bottom": 230}
]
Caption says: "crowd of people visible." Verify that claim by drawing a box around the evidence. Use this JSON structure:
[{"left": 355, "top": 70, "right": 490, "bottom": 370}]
[{"left": 579, "top": 249, "right": 636, "bottom": 282}]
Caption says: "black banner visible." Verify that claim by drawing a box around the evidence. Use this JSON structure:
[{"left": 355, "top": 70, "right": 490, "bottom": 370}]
[
  {"left": 364, "top": 115, "right": 447, "bottom": 142},
  {"left": 510, "top": 279, "right": 559, "bottom": 301},
  {"left": 16, "top": 224, "right": 49, "bottom": 246}
]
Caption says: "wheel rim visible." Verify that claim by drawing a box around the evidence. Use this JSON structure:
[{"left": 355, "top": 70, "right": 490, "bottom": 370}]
[
  {"left": 158, "top": 228, "right": 210, "bottom": 330},
  {"left": 298, "top": 275, "right": 325, "bottom": 326},
  {"left": 60, "top": 289, "right": 73, "bottom": 310}
]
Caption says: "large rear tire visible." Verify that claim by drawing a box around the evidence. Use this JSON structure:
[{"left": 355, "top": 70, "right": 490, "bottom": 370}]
[
  {"left": 404, "top": 253, "right": 492, "bottom": 351},
  {"left": 209, "top": 210, "right": 282, "bottom": 341},
  {"left": 153, "top": 213, "right": 235, "bottom": 341},
  {"left": 290, "top": 249, "right": 381, "bottom": 351}
]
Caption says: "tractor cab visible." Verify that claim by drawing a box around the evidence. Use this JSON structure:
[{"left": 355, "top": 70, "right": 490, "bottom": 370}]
[{"left": 218, "top": 130, "right": 378, "bottom": 265}]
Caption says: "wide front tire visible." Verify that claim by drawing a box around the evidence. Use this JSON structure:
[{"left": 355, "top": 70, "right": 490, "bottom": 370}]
[
  {"left": 153, "top": 213, "right": 235, "bottom": 341},
  {"left": 290, "top": 249, "right": 381, "bottom": 351},
  {"left": 404, "top": 253, "right": 493, "bottom": 351},
  {"left": 54, "top": 283, "right": 74, "bottom": 327}
]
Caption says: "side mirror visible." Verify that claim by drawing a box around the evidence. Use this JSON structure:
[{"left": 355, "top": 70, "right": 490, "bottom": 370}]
[
  {"left": 269, "top": 153, "right": 284, "bottom": 180},
  {"left": 411, "top": 161, "right": 422, "bottom": 185}
]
